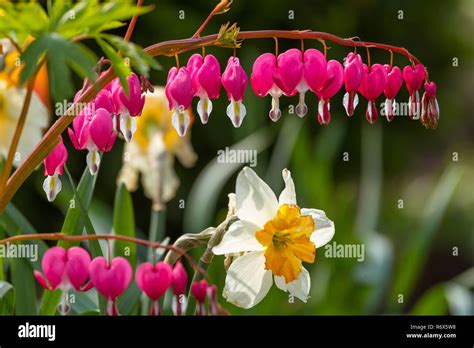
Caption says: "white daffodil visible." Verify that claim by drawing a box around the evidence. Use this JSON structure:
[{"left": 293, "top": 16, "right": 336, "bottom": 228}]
[
  {"left": 213, "top": 167, "right": 335, "bottom": 309},
  {"left": 118, "top": 87, "right": 197, "bottom": 206}
]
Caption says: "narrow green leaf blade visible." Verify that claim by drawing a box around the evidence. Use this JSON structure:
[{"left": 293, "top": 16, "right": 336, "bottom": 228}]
[
  {"left": 113, "top": 183, "right": 136, "bottom": 267},
  {"left": 0, "top": 281, "right": 15, "bottom": 315}
]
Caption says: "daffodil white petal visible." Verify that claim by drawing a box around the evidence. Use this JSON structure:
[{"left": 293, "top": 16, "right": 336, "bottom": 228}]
[
  {"left": 274, "top": 267, "right": 311, "bottom": 302},
  {"left": 212, "top": 220, "right": 263, "bottom": 255},
  {"left": 223, "top": 251, "right": 272, "bottom": 309},
  {"left": 236, "top": 167, "right": 278, "bottom": 227},
  {"left": 278, "top": 168, "right": 297, "bottom": 205},
  {"left": 301, "top": 208, "right": 335, "bottom": 248}
]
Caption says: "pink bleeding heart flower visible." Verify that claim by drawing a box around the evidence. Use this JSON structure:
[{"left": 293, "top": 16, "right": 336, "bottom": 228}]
[
  {"left": 358, "top": 63, "right": 388, "bottom": 124},
  {"left": 34, "top": 246, "right": 91, "bottom": 315},
  {"left": 112, "top": 73, "right": 145, "bottom": 142},
  {"left": 343, "top": 52, "right": 364, "bottom": 117},
  {"left": 171, "top": 261, "right": 188, "bottom": 315},
  {"left": 316, "top": 60, "right": 344, "bottom": 125},
  {"left": 302, "top": 48, "right": 328, "bottom": 116},
  {"left": 68, "top": 106, "right": 117, "bottom": 175},
  {"left": 403, "top": 64, "right": 426, "bottom": 119},
  {"left": 222, "top": 56, "right": 248, "bottom": 128},
  {"left": 421, "top": 81, "right": 439, "bottom": 129},
  {"left": 136, "top": 262, "right": 172, "bottom": 316},
  {"left": 89, "top": 256, "right": 133, "bottom": 316},
  {"left": 273, "top": 48, "right": 327, "bottom": 119},
  {"left": 165, "top": 67, "right": 193, "bottom": 136},
  {"left": 383, "top": 65, "right": 403, "bottom": 122},
  {"left": 42, "top": 136, "right": 68, "bottom": 202},
  {"left": 187, "top": 54, "right": 221, "bottom": 124},
  {"left": 191, "top": 280, "right": 209, "bottom": 315},
  {"left": 251, "top": 53, "right": 284, "bottom": 122}
]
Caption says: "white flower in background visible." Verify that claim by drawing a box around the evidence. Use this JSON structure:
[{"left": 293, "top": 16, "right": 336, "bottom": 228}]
[
  {"left": 118, "top": 87, "right": 197, "bottom": 205},
  {"left": 213, "top": 167, "right": 335, "bottom": 309},
  {"left": 0, "top": 39, "right": 49, "bottom": 165},
  {"left": 0, "top": 79, "right": 49, "bottom": 164}
]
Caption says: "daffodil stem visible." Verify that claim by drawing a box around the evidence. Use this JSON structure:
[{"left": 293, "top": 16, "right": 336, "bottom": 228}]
[{"left": 0, "top": 29, "right": 424, "bottom": 213}]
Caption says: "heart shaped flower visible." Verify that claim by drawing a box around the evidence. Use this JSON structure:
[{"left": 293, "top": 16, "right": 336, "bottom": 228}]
[
  {"left": 316, "top": 60, "right": 343, "bottom": 125},
  {"left": 383, "top": 65, "right": 403, "bottom": 122},
  {"left": 358, "top": 63, "right": 388, "bottom": 124},
  {"left": 222, "top": 56, "right": 248, "bottom": 127},
  {"left": 88, "top": 256, "right": 133, "bottom": 316},
  {"left": 187, "top": 54, "right": 221, "bottom": 124},
  {"left": 343, "top": 52, "right": 363, "bottom": 116},
  {"left": 42, "top": 136, "right": 68, "bottom": 202},
  {"left": 165, "top": 67, "right": 194, "bottom": 136},
  {"left": 136, "top": 261, "right": 173, "bottom": 315},
  {"left": 403, "top": 64, "right": 426, "bottom": 118},
  {"left": 34, "top": 246, "right": 91, "bottom": 315},
  {"left": 421, "top": 81, "right": 439, "bottom": 129}
]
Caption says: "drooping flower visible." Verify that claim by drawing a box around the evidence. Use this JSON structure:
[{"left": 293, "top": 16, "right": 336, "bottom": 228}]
[
  {"left": 358, "top": 63, "right": 388, "bottom": 124},
  {"left": 187, "top": 54, "right": 221, "bottom": 124},
  {"left": 34, "top": 246, "right": 91, "bottom": 315},
  {"left": 68, "top": 106, "right": 117, "bottom": 175},
  {"left": 118, "top": 87, "right": 197, "bottom": 206},
  {"left": 383, "top": 65, "right": 403, "bottom": 122},
  {"left": 302, "top": 49, "right": 328, "bottom": 114},
  {"left": 171, "top": 261, "right": 188, "bottom": 316},
  {"left": 221, "top": 56, "right": 248, "bottom": 128},
  {"left": 88, "top": 256, "right": 133, "bottom": 316},
  {"left": 403, "top": 64, "right": 426, "bottom": 119},
  {"left": 213, "top": 167, "right": 335, "bottom": 309},
  {"left": 165, "top": 67, "right": 193, "bottom": 136},
  {"left": 421, "top": 81, "right": 439, "bottom": 129},
  {"left": 112, "top": 73, "right": 145, "bottom": 142},
  {"left": 42, "top": 136, "right": 68, "bottom": 202},
  {"left": 273, "top": 49, "right": 303, "bottom": 109},
  {"left": 250, "top": 53, "right": 284, "bottom": 121},
  {"left": 191, "top": 280, "right": 208, "bottom": 315},
  {"left": 316, "top": 60, "right": 344, "bottom": 125},
  {"left": 343, "top": 52, "right": 363, "bottom": 116},
  {"left": 136, "top": 261, "right": 173, "bottom": 315}
]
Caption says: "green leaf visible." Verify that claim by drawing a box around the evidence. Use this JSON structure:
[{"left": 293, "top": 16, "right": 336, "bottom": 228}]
[
  {"left": 410, "top": 284, "right": 448, "bottom": 315},
  {"left": 64, "top": 166, "right": 102, "bottom": 258},
  {"left": 11, "top": 259, "right": 36, "bottom": 314},
  {"left": 103, "top": 34, "right": 161, "bottom": 76},
  {"left": 96, "top": 37, "right": 130, "bottom": 94},
  {"left": 113, "top": 183, "right": 136, "bottom": 267},
  {"left": 0, "top": 281, "right": 15, "bottom": 315},
  {"left": 20, "top": 33, "right": 97, "bottom": 101},
  {"left": 389, "top": 165, "right": 463, "bottom": 310},
  {"left": 39, "top": 167, "right": 97, "bottom": 315}
]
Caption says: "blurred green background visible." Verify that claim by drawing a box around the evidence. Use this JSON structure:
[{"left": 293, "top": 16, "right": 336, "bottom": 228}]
[{"left": 6, "top": 0, "right": 474, "bottom": 315}]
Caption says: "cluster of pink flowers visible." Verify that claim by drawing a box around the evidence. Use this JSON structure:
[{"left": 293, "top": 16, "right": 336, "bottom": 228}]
[
  {"left": 165, "top": 50, "right": 439, "bottom": 136},
  {"left": 34, "top": 246, "right": 217, "bottom": 316},
  {"left": 42, "top": 73, "right": 145, "bottom": 202}
]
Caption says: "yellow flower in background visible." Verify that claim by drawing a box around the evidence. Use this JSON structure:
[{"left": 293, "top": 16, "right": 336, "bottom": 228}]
[
  {"left": 118, "top": 87, "right": 197, "bottom": 206},
  {"left": 0, "top": 39, "right": 49, "bottom": 164}
]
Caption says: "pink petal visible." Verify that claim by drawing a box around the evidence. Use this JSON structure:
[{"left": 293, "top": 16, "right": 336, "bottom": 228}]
[
  {"left": 383, "top": 65, "right": 403, "bottom": 99},
  {"left": 43, "top": 136, "right": 68, "bottom": 176},
  {"left": 274, "top": 49, "right": 303, "bottom": 96},
  {"left": 89, "top": 108, "right": 114, "bottom": 152},
  {"left": 319, "top": 60, "right": 343, "bottom": 99},
  {"left": 198, "top": 55, "right": 221, "bottom": 99},
  {"left": 221, "top": 57, "right": 248, "bottom": 101},
  {"left": 343, "top": 52, "right": 363, "bottom": 92},
  {"left": 42, "top": 246, "right": 67, "bottom": 290},
  {"left": 304, "top": 49, "right": 327, "bottom": 93},
  {"left": 89, "top": 256, "right": 132, "bottom": 300},
  {"left": 251, "top": 53, "right": 278, "bottom": 97},
  {"left": 136, "top": 262, "right": 173, "bottom": 301},
  {"left": 66, "top": 247, "right": 91, "bottom": 291}
]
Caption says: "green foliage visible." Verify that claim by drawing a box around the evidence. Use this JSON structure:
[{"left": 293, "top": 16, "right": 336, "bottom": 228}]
[
  {"left": 113, "top": 183, "right": 136, "bottom": 267},
  {"left": 0, "top": 0, "right": 154, "bottom": 101},
  {"left": 0, "top": 281, "right": 15, "bottom": 315}
]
